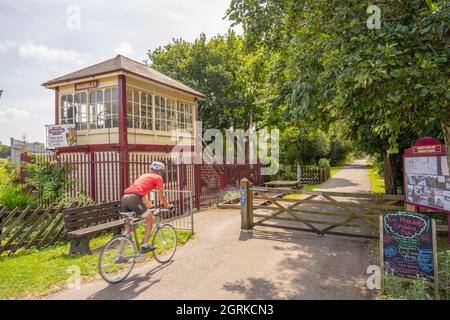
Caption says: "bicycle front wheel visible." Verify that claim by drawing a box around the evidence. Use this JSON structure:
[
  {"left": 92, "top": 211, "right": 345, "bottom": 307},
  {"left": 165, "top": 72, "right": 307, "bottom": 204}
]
[
  {"left": 98, "top": 235, "right": 136, "bottom": 284},
  {"left": 152, "top": 224, "right": 177, "bottom": 263}
]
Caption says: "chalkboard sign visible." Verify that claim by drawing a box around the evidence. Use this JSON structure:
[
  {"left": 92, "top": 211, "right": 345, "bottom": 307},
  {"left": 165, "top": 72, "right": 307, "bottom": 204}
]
[{"left": 380, "top": 211, "right": 438, "bottom": 283}]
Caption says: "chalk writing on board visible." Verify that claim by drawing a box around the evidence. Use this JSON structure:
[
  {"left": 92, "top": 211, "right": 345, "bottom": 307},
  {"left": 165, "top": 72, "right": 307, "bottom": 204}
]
[
  {"left": 384, "top": 213, "right": 427, "bottom": 238},
  {"left": 381, "top": 211, "right": 436, "bottom": 282},
  {"left": 418, "top": 249, "right": 434, "bottom": 273}
]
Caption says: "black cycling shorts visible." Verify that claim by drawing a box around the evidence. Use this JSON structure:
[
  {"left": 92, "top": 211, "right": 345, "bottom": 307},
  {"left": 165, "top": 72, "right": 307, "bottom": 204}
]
[{"left": 121, "top": 194, "right": 151, "bottom": 218}]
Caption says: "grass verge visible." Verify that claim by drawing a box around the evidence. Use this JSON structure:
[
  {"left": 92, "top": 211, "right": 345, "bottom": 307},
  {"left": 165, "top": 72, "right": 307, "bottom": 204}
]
[
  {"left": 0, "top": 227, "right": 192, "bottom": 299},
  {"left": 368, "top": 166, "right": 385, "bottom": 193}
]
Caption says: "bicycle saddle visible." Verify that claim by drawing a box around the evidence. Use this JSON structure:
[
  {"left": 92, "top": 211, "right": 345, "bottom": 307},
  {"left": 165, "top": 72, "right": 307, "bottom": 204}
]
[{"left": 120, "top": 211, "right": 136, "bottom": 218}]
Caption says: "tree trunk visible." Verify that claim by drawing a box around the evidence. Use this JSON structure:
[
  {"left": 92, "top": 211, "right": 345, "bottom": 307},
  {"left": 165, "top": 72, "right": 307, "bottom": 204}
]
[
  {"left": 442, "top": 121, "right": 450, "bottom": 175},
  {"left": 383, "top": 151, "right": 397, "bottom": 194}
]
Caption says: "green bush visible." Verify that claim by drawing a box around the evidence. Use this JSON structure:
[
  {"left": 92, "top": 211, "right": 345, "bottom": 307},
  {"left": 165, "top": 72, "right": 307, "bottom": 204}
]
[
  {"left": 217, "top": 190, "right": 240, "bottom": 204},
  {"left": 318, "top": 158, "right": 330, "bottom": 168},
  {"left": 438, "top": 249, "right": 450, "bottom": 300},
  {"left": 0, "top": 159, "right": 20, "bottom": 188},
  {"left": 383, "top": 272, "right": 433, "bottom": 300},
  {"left": 274, "top": 164, "right": 297, "bottom": 181},
  {"left": 383, "top": 272, "right": 405, "bottom": 299},
  {"left": 55, "top": 192, "right": 95, "bottom": 208},
  {"left": 404, "top": 277, "right": 432, "bottom": 300},
  {"left": 0, "top": 184, "right": 38, "bottom": 210},
  {"left": 25, "top": 162, "right": 72, "bottom": 204}
]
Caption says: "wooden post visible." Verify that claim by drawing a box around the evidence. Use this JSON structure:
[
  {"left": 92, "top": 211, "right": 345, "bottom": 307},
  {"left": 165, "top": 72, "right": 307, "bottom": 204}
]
[
  {"left": 379, "top": 215, "right": 385, "bottom": 293},
  {"left": 432, "top": 219, "right": 440, "bottom": 299},
  {"left": 240, "top": 178, "right": 253, "bottom": 231}
]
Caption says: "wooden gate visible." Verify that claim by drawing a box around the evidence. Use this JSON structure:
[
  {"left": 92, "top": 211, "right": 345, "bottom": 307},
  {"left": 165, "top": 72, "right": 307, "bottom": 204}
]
[{"left": 219, "top": 178, "right": 405, "bottom": 239}]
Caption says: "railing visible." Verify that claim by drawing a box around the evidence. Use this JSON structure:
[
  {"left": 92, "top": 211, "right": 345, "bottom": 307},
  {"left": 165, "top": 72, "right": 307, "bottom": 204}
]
[
  {"left": 25, "top": 151, "right": 262, "bottom": 211},
  {"left": 150, "top": 189, "right": 194, "bottom": 232}
]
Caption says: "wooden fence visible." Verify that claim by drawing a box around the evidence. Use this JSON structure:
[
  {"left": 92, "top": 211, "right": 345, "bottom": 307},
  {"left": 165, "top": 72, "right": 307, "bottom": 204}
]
[
  {"left": 219, "top": 179, "right": 405, "bottom": 239},
  {"left": 0, "top": 188, "right": 196, "bottom": 256},
  {"left": 300, "top": 166, "right": 330, "bottom": 184},
  {"left": 0, "top": 205, "right": 67, "bottom": 256}
]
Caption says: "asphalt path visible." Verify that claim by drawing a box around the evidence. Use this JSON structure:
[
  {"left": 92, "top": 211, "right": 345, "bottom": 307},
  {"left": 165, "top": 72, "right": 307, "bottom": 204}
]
[{"left": 46, "top": 159, "right": 377, "bottom": 300}]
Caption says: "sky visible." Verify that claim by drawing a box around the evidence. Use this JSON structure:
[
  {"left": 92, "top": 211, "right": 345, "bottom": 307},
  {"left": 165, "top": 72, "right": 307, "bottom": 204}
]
[{"left": 0, "top": 0, "right": 240, "bottom": 145}]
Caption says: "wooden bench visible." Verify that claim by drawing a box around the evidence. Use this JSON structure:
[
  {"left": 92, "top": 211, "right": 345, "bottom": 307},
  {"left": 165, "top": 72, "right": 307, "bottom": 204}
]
[
  {"left": 62, "top": 201, "right": 124, "bottom": 255},
  {"left": 263, "top": 180, "right": 303, "bottom": 189}
]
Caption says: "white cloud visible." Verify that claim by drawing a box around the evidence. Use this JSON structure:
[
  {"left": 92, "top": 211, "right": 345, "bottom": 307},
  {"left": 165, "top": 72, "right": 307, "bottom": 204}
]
[
  {"left": 18, "top": 41, "right": 82, "bottom": 62},
  {"left": 0, "top": 108, "right": 33, "bottom": 122},
  {"left": 0, "top": 40, "right": 17, "bottom": 54},
  {"left": 114, "top": 41, "right": 134, "bottom": 56}
]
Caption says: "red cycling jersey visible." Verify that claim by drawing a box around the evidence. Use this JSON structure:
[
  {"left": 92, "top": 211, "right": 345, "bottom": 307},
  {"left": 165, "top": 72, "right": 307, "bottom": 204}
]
[{"left": 124, "top": 172, "right": 164, "bottom": 196}]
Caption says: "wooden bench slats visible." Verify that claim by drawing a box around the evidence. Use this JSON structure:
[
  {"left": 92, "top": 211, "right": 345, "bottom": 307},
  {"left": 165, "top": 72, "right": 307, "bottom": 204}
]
[
  {"left": 63, "top": 207, "right": 121, "bottom": 223},
  {"left": 62, "top": 201, "right": 125, "bottom": 255},
  {"left": 68, "top": 219, "right": 125, "bottom": 238},
  {"left": 63, "top": 201, "right": 120, "bottom": 215},
  {"left": 65, "top": 212, "right": 121, "bottom": 230}
]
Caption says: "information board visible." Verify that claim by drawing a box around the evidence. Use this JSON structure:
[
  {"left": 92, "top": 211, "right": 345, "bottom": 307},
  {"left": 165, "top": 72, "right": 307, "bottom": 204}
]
[
  {"left": 10, "top": 138, "right": 48, "bottom": 166},
  {"left": 380, "top": 211, "right": 438, "bottom": 283},
  {"left": 403, "top": 137, "right": 450, "bottom": 213},
  {"left": 46, "top": 124, "right": 77, "bottom": 149}
]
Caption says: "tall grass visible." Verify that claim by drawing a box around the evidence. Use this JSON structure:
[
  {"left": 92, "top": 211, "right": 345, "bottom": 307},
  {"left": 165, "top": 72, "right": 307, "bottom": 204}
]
[{"left": 0, "top": 184, "right": 38, "bottom": 210}]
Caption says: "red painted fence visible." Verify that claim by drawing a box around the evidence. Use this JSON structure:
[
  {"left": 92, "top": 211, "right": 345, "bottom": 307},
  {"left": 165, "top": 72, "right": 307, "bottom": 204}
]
[{"left": 28, "top": 152, "right": 261, "bottom": 210}]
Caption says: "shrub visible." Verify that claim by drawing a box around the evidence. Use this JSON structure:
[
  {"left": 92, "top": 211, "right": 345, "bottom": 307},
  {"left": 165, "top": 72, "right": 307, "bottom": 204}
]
[
  {"left": 0, "top": 184, "right": 38, "bottom": 210},
  {"left": 0, "top": 159, "right": 20, "bottom": 188},
  {"left": 273, "top": 164, "right": 297, "bottom": 181},
  {"left": 56, "top": 193, "right": 95, "bottom": 208},
  {"left": 383, "top": 272, "right": 405, "bottom": 299},
  {"left": 383, "top": 272, "right": 433, "bottom": 300},
  {"left": 217, "top": 190, "right": 240, "bottom": 204},
  {"left": 318, "top": 158, "right": 330, "bottom": 168},
  {"left": 25, "top": 162, "right": 72, "bottom": 204},
  {"left": 404, "top": 277, "right": 432, "bottom": 300},
  {"left": 438, "top": 250, "right": 450, "bottom": 300}
]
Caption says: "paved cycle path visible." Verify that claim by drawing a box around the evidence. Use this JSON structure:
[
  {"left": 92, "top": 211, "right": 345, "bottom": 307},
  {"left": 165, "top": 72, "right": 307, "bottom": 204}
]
[{"left": 46, "top": 159, "right": 377, "bottom": 300}]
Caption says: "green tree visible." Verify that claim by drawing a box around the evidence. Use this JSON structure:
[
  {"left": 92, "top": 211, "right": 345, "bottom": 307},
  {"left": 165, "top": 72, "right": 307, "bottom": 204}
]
[
  {"left": 148, "top": 30, "right": 270, "bottom": 130},
  {"left": 280, "top": 125, "right": 330, "bottom": 166},
  {"left": 0, "top": 141, "right": 11, "bottom": 158},
  {"left": 227, "top": 0, "right": 449, "bottom": 193}
]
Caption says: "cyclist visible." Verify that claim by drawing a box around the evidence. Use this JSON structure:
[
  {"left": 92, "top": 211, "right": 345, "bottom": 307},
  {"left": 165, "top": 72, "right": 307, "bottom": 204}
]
[{"left": 118, "top": 161, "right": 173, "bottom": 259}]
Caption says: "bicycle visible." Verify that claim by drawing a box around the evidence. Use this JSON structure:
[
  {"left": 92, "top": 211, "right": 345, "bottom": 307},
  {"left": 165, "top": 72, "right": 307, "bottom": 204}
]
[{"left": 98, "top": 207, "right": 177, "bottom": 284}]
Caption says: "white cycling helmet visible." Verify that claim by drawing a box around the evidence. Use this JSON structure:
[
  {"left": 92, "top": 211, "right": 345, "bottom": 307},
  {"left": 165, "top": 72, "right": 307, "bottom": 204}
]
[{"left": 150, "top": 161, "right": 166, "bottom": 173}]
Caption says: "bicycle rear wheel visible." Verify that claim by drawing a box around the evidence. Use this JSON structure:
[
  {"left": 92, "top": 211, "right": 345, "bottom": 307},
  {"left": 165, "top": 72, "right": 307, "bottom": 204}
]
[
  {"left": 152, "top": 224, "right": 177, "bottom": 263},
  {"left": 98, "top": 235, "right": 136, "bottom": 283}
]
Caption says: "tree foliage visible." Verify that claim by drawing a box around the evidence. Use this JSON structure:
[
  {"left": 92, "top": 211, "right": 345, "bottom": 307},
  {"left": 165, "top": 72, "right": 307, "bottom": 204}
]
[
  {"left": 148, "top": 30, "right": 270, "bottom": 130},
  {"left": 227, "top": 0, "right": 449, "bottom": 192}
]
